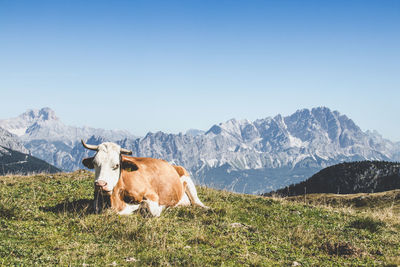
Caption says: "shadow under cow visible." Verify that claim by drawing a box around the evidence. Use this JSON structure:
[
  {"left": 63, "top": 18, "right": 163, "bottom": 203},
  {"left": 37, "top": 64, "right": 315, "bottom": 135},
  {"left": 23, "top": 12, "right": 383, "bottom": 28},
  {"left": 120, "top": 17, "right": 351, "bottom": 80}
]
[{"left": 40, "top": 195, "right": 111, "bottom": 215}]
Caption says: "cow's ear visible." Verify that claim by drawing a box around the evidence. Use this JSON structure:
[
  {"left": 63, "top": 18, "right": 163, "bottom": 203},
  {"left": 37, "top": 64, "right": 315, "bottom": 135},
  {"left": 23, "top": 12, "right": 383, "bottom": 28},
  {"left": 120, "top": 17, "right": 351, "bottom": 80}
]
[
  {"left": 82, "top": 157, "right": 95, "bottom": 169},
  {"left": 121, "top": 156, "right": 139, "bottom": 172}
]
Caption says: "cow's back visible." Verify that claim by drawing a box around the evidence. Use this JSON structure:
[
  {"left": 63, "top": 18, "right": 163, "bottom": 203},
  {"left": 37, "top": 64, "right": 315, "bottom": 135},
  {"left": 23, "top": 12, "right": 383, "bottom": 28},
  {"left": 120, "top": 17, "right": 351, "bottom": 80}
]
[
  {"left": 121, "top": 156, "right": 184, "bottom": 206},
  {"left": 173, "top": 165, "right": 190, "bottom": 177}
]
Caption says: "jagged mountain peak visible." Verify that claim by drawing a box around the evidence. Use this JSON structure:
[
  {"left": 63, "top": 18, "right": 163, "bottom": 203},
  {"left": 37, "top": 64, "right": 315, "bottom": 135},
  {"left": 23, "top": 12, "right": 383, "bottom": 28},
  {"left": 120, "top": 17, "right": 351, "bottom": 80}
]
[
  {"left": 311, "top": 106, "right": 336, "bottom": 114},
  {"left": 205, "top": 118, "right": 255, "bottom": 137},
  {"left": 0, "top": 107, "right": 136, "bottom": 143},
  {"left": 23, "top": 107, "right": 58, "bottom": 122},
  {"left": 84, "top": 135, "right": 109, "bottom": 145},
  {"left": 39, "top": 107, "right": 58, "bottom": 121},
  {"left": 186, "top": 129, "right": 205, "bottom": 136},
  {"left": 203, "top": 107, "right": 381, "bottom": 152},
  {"left": 0, "top": 107, "right": 59, "bottom": 137},
  {"left": 289, "top": 106, "right": 339, "bottom": 119}
]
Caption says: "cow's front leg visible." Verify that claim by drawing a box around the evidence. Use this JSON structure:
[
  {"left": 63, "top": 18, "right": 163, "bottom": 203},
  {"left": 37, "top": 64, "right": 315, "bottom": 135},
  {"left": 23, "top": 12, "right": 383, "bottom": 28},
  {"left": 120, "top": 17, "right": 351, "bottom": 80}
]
[
  {"left": 139, "top": 200, "right": 164, "bottom": 217},
  {"left": 93, "top": 188, "right": 110, "bottom": 214},
  {"left": 110, "top": 189, "right": 140, "bottom": 215},
  {"left": 139, "top": 192, "right": 165, "bottom": 217},
  {"left": 118, "top": 203, "right": 140, "bottom": 215},
  {"left": 93, "top": 188, "right": 102, "bottom": 214}
]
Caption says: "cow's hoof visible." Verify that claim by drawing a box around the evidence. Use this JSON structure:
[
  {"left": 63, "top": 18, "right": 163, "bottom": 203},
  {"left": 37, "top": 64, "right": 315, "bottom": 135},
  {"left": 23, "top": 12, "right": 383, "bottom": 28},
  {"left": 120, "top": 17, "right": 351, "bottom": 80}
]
[{"left": 139, "top": 201, "right": 152, "bottom": 218}]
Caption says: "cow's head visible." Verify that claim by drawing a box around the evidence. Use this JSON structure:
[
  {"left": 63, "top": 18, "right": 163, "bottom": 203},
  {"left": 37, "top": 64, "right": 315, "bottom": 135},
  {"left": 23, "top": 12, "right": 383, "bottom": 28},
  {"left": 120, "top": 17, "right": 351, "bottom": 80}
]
[{"left": 81, "top": 140, "right": 133, "bottom": 195}]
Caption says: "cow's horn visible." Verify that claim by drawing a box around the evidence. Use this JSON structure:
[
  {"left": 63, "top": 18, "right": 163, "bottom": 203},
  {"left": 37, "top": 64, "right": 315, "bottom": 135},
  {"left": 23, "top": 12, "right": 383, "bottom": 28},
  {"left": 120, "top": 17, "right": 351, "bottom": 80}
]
[
  {"left": 81, "top": 139, "right": 99, "bottom": 151},
  {"left": 120, "top": 147, "right": 132, "bottom": 155}
]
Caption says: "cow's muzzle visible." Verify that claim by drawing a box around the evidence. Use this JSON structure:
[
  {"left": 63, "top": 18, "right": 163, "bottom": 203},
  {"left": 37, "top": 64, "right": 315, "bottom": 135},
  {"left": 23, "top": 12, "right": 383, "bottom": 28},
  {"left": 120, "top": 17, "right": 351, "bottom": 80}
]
[
  {"left": 95, "top": 180, "right": 107, "bottom": 187},
  {"left": 95, "top": 180, "right": 111, "bottom": 194}
]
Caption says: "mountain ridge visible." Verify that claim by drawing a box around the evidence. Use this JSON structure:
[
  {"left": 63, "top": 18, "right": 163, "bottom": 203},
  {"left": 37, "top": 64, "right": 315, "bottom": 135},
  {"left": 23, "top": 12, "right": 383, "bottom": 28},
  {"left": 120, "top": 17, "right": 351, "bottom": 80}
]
[
  {"left": 0, "top": 107, "right": 136, "bottom": 143},
  {"left": 1, "top": 107, "right": 399, "bottom": 194}
]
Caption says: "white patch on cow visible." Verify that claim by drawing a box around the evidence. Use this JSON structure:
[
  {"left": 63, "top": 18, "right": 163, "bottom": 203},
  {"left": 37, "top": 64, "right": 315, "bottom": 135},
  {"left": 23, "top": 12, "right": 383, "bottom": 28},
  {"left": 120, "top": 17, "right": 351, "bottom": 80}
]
[
  {"left": 118, "top": 204, "right": 140, "bottom": 215},
  {"left": 175, "top": 192, "right": 191, "bottom": 207},
  {"left": 180, "top": 176, "right": 209, "bottom": 209},
  {"left": 92, "top": 142, "right": 122, "bottom": 192},
  {"left": 139, "top": 200, "right": 165, "bottom": 217}
]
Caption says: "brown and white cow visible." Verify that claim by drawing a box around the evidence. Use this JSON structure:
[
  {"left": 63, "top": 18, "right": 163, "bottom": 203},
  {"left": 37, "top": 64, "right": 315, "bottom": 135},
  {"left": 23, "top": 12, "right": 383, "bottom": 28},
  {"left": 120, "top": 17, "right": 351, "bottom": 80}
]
[{"left": 81, "top": 140, "right": 207, "bottom": 217}]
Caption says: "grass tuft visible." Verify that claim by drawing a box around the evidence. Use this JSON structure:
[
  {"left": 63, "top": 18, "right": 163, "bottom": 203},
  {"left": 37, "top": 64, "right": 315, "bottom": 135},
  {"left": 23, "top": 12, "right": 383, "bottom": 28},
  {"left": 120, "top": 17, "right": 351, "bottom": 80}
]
[
  {"left": 348, "top": 216, "right": 386, "bottom": 233},
  {"left": 0, "top": 203, "right": 17, "bottom": 219},
  {"left": 320, "top": 241, "right": 362, "bottom": 257}
]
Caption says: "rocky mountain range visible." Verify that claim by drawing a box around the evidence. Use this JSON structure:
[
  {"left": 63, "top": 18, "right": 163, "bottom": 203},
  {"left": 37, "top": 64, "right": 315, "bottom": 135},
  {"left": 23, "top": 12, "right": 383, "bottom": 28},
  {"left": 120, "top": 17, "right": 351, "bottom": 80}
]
[
  {"left": 0, "top": 108, "right": 135, "bottom": 143},
  {"left": 1, "top": 107, "right": 399, "bottom": 194}
]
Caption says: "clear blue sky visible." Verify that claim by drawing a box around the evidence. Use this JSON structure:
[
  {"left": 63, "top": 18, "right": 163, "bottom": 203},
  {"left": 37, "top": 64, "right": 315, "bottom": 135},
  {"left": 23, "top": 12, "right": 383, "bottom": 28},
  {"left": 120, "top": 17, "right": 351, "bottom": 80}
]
[{"left": 1, "top": 0, "right": 399, "bottom": 141}]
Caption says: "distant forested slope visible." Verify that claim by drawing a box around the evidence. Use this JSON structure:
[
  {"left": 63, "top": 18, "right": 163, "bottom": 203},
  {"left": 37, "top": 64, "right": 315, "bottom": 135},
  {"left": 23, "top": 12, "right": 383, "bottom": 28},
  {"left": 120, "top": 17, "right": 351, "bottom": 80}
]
[
  {"left": 0, "top": 146, "right": 60, "bottom": 175},
  {"left": 267, "top": 161, "right": 400, "bottom": 197}
]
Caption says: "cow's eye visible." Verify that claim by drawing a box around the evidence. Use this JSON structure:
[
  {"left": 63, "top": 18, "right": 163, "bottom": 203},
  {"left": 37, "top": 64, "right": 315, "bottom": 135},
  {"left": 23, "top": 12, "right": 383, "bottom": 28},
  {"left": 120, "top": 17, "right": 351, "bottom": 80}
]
[{"left": 113, "top": 164, "right": 120, "bottom": 170}]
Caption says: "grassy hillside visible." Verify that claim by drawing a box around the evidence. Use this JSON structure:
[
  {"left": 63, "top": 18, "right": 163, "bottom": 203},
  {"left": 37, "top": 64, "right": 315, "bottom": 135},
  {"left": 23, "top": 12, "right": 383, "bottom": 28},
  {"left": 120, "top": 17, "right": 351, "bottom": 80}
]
[
  {"left": 286, "top": 190, "right": 400, "bottom": 214},
  {"left": 0, "top": 171, "right": 399, "bottom": 266}
]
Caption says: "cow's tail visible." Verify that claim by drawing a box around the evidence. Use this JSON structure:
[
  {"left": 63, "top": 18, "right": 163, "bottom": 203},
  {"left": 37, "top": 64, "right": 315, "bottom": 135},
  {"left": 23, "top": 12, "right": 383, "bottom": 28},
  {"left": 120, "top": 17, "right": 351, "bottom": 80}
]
[
  {"left": 181, "top": 175, "right": 208, "bottom": 209},
  {"left": 174, "top": 166, "right": 208, "bottom": 209}
]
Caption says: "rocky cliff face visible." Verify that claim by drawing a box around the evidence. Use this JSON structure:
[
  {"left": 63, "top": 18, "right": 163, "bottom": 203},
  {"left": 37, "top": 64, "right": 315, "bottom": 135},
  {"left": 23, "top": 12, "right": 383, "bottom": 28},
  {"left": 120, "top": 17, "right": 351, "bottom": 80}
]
[{"left": 0, "top": 127, "right": 29, "bottom": 154}]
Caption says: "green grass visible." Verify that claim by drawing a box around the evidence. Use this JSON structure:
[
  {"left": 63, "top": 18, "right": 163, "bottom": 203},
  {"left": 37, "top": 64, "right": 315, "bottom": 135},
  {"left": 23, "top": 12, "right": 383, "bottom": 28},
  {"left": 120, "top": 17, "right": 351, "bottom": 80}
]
[{"left": 0, "top": 171, "right": 399, "bottom": 266}]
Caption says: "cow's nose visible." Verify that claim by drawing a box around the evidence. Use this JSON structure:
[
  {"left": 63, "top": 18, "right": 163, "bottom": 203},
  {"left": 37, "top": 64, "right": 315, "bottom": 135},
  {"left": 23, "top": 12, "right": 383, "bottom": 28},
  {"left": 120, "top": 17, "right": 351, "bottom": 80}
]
[{"left": 95, "top": 180, "right": 107, "bottom": 187}]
